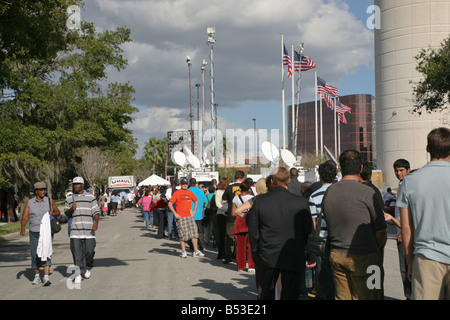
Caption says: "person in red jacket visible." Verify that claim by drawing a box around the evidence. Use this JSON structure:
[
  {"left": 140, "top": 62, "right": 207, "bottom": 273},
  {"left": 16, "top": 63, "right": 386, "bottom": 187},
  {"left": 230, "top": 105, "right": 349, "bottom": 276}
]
[{"left": 150, "top": 187, "right": 168, "bottom": 239}]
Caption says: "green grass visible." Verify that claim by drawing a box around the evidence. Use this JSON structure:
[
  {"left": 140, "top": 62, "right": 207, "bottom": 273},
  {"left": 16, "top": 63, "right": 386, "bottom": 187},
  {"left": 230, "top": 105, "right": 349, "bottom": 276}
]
[
  {"left": 55, "top": 199, "right": 66, "bottom": 206},
  {"left": 0, "top": 221, "right": 27, "bottom": 237},
  {"left": 0, "top": 198, "right": 66, "bottom": 238}
]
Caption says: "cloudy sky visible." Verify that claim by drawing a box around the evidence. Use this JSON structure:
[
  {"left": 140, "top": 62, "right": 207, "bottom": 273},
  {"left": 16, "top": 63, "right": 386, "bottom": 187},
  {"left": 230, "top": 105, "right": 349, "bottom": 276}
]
[{"left": 81, "top": 0, "right": 375, "bottom": 157}]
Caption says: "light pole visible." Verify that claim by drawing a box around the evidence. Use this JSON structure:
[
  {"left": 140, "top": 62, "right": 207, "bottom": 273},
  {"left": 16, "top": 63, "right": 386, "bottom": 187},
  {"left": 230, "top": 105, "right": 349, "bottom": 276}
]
[
  {"left": 252, "top": 118, "right": 257, "bottom": 173},
  {"left": 196, "top": 83, "right": 201, "bottom": 121},
  {"left": 201, "top": 60, "right": 207, "bottom": 163},
  {"left": 196, "top": 83, "right": 201, "bottom": 160},
  {"left": 187, "top": 56, "right": 194, "bottom": 153},
  {"left": 207, "top": 27, "right": 216, "bottom": 170},
  {"left": 214, "top": 103, "right": 218, "bottom": 171}
]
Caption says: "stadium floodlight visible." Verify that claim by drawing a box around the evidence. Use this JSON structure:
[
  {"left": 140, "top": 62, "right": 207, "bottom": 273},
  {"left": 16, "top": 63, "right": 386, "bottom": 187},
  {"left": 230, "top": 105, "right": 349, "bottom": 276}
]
[{"left": 207, "top": 27, "right": 216, "bottom": 43}]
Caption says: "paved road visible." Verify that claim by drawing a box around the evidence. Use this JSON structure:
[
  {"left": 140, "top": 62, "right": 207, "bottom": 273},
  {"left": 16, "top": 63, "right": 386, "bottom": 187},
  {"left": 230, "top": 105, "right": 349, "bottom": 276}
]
[{"left": 0, "top": 207, "right": 405, "bottom": 301}]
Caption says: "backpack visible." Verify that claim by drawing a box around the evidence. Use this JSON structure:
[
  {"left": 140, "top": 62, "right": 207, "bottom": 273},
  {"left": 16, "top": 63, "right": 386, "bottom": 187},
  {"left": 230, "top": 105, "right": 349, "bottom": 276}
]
[{"left": 204, "top": 194, "right": 218, "bottom": 216}]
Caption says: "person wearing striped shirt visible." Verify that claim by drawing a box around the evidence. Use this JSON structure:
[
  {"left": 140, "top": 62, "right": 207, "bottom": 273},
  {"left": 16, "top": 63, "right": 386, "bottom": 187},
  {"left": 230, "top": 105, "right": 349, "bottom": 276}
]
[
  {"left": 308, "top": 161, "right": 337, "bottom": 300},
  {"left": 65, "top": 177, "right": 100, "bottom": 284}
]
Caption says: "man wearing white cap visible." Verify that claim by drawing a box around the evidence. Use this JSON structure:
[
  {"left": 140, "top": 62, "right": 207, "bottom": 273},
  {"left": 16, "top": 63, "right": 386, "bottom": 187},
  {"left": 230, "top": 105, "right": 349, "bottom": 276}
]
[{"left": 64, "top": 177, "right": 100, "bottom": 283}]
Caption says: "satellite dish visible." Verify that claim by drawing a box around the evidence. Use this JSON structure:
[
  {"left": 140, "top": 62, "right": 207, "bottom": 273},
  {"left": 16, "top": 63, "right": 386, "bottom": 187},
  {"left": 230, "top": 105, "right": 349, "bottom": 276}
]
[
  {"left": 183, "top": 146, "right": 194, "bottom": 157},
  {"left": 173, "top": 151, "right": 187, "bottom": 167},
  {"left": 187, "top": 154, "right": 201, "bottom": 169},
  {"left": 183, "top": 146, "right": 201, "bottom": 168},
  {"left": 280, "top": 149, "right": 297, "bottom": 168},
  {"left": 261, "top": 141, "right": 280, "bottom": 163}
]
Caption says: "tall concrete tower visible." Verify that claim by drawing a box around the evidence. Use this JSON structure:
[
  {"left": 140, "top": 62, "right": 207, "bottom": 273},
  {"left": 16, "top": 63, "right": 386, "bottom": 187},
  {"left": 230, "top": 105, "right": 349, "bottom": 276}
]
[{"left": 375, "top": 0, "right": 450, "bottom": 188}]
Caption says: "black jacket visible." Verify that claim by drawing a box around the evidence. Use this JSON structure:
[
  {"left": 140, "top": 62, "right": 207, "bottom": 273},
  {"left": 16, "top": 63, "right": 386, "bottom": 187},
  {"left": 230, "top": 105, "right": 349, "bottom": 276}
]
[
  {"left": 288, "top": 178, "right": 302, "bottom": 196},
  {"left": 247, "top": 187, "right": 313, "bottom": 271}
]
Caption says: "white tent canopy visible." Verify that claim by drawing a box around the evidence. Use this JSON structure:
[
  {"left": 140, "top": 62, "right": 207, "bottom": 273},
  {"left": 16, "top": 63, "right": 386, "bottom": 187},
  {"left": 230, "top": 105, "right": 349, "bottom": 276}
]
[{"left": 138, "top": 174, "right": 171, "bottom": 187}]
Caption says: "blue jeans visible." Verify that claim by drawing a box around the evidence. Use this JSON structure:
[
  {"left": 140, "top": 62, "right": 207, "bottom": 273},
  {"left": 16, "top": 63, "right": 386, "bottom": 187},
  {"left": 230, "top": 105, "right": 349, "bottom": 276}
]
[
  {"left": 166, "top": 210, "right": 178, "bottom": 238},
  {"left": 142, "top": 210, "right": 151, "bottom": 228},
  {"left": 149, "top": 211, "right": 154, "bottom": 227},
  {"left": 70, "top": 238, "right": 96, "bottom": 275},
  {"left": 397, "top": 240, "right": 412, "bottom": 299},
  {"left": 29, "top": 231, "right": 51, "bottom": 269}
]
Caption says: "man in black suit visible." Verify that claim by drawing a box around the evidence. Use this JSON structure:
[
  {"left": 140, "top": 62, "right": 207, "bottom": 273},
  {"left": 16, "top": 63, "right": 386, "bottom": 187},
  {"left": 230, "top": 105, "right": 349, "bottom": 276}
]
[
  {"left": 287, "top": 167, "right": 302, "bottom": 196},
  {"left": 247, "top": 167, "right": 316, "bottom": 300}
]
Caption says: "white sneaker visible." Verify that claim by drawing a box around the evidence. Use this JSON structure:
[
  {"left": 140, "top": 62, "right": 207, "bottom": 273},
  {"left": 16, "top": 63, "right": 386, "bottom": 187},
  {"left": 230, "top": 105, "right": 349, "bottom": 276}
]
[
  {"left": 42, "top": 276, "right": 51, "bottom": 286},
  {"left": 83, "top": 269, "right": 91, "bottom": 279},
  {"left": 193, "top": 250, "right": 205, "bottom": 257},
  {"left": 32, "top": 276, "right": 41, "bottom": 285},
  {"left": 74, "top": 275, "right": 82, "bottom": 284},
  {"left": 180, "top": 251, "right": 188, "bottom": 259},
  {"left": 247, "top": 268, "right": 255, "bottom": 273}
]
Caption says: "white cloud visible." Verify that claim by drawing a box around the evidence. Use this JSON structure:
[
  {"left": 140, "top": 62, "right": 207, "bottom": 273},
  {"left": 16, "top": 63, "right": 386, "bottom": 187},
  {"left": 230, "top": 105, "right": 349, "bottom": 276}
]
[{"left": 84, "top": 0, "right": 374, "bottom": 156}]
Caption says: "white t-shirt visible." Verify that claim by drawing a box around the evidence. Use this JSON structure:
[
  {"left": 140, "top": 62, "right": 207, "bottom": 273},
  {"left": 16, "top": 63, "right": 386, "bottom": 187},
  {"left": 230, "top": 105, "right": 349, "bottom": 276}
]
[{"left": 232, "top": 194, "right": 254, "bottom": 213}]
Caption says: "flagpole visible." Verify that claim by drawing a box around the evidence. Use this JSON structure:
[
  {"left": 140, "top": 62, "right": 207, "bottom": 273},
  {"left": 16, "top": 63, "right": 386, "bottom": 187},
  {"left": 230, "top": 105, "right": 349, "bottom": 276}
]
[
  {"left": 294, "top": 43, "right": 304, "bottom": 157},
  {"left": 338, "top": 98, "right": 341, "bottom": 156},
  {"left": 334, "top": 96, "right": 337, "bottom": 159},
  {"left": 281, "top": 34, "right": 286, "bottom": 150},
  {"left": 320, "top": 91, "right": 323, "bottom": 158},
  {"left": 291, "top": 43, "right": 295, "bottom": 152},
  {"left": 294, "top": 73, "right": 300, "bottom": 156},
  {"left": 314, "top": 71, "right": 318, "bottom": 158}
]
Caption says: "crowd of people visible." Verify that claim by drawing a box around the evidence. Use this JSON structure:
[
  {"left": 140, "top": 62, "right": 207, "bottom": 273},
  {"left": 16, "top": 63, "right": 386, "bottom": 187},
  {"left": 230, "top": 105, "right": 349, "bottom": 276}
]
[
  {"left": 14, "top": 126, "right": 450, "bottom": 300},
  {"left": 0, "top": 187, "right": 19, "bottom": 223}
]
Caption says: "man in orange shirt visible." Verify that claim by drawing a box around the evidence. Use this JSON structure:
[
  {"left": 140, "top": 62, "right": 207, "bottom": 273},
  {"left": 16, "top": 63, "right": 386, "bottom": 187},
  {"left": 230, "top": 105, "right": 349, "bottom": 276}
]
[{"left": 168, "top": 178, "right": 204, "bottom": 258}]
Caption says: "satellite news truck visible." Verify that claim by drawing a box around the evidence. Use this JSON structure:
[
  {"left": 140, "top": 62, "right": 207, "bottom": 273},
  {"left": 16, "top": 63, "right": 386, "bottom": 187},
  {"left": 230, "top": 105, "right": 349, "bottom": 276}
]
[{"left": 184, "top": 171, "right": 219, "bottom": 187}]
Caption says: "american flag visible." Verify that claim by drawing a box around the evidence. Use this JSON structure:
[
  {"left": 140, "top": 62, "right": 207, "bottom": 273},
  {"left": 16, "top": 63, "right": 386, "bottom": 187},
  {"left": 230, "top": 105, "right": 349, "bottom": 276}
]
[
  {"left": 335, "top": 101, "right": 352, "bottom": 124},
  {"left": 294, "top": 51, "right": 316, "bottom": 72},
  {"left": 294, "top": 50, "right": 301, "bottom": 72},
  {"left": 320, "top": 92, "right": 335, "bottom": 110},
  {"left": 283, "top": 44, "right": 292, "bottom": 78},
  {"left": 338, "top": 113, "right": 348, "bottom": 125},
  {"left": 300, "top": 55, "right": 316, "bottom": 71},
  {"left": 319, "top": 93, "right": 351, "bottom": 124},
  {"left": 317, "top": 76, "right": 339, "bottom": 97}
]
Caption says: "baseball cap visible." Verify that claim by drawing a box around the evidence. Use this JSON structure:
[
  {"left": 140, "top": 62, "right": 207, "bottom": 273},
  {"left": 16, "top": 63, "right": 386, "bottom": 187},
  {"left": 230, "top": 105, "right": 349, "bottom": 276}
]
[
  {"left": 180, "top": 178, "right": 188, "bottom": 185},
  {"left": 73, "top": 177, "right": 84, "bottom": 184},
  {"left": 34, "top": 181, "right": 47, "bottom": 190}
]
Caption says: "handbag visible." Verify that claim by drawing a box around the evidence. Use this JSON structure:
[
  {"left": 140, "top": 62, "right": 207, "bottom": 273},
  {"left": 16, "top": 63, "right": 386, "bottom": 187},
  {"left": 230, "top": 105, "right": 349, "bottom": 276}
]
[
  {"left": 51, "top": 216, "right": 61, "bottom": 234},
  {"left": 48, "top": 198, "right": 61, "bottom": 235},
  {"left": 306, "top": 205, "right": 329, "bottom": 257}
]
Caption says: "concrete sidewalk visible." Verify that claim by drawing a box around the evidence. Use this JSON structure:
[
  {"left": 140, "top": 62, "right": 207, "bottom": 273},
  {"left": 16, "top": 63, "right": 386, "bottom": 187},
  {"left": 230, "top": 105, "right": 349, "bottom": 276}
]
[{"left": 0, "top": 207, "right": 405, "bottom": 300}]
